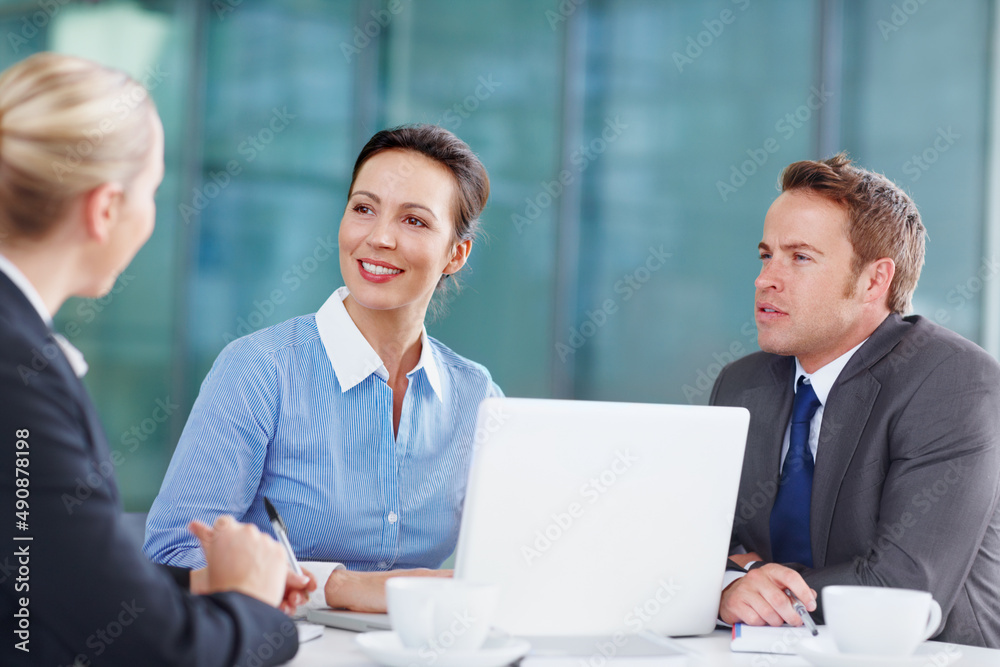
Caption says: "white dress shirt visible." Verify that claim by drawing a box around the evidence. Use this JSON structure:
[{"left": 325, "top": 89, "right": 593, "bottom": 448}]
[{"left": 779, "top": 339, "right": 867, "bottom": 473}]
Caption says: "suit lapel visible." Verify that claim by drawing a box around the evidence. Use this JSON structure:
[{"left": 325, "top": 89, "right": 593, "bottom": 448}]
[
  {"left": 52, "top": 339, "right": 122, "bottom": 506},
  {"left": 740, "top": 356, "right": 794, "bottom": 559},
  {"left": 0, "top": 272, "right": 120, "bottom": 504},
  {"left": 810, "top": 374, "right": 879, "bottom": 566},
  {"left": 810, "top": 314, "right": 907, "bottom": 566}
]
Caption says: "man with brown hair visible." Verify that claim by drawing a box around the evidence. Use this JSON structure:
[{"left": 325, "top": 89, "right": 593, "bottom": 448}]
[{"left": 711, "top": 154, "right": 1000, "bottom": 647}]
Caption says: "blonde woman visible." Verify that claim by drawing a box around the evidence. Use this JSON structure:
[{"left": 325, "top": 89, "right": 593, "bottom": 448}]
[{"left": 0, "top": 53, "right": 313, "bottom": 666}]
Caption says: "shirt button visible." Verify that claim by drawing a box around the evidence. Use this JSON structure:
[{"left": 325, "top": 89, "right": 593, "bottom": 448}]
[
  {"left": 387, "top": 511, "right": 398, "bottom": 524},
  {"left": 378, "top": 561, "right": 388, "bottom": 569}
]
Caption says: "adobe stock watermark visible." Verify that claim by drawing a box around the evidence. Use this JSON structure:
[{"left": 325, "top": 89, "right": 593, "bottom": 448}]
[
  {"left": 681, "top": 320, "right": 757, "bottom": 403},
  {"left": 623, "top": 578, "right": 682, "bottom": 633},
  {"left": 63, "top": 271, "right": 136, "bottom": 337},
  {"left": 16, "top": 272, "right": 136, "bottom": 386},
  {"left": 860, "top": 458, "right": 971, "bottom": 581},
  {"left": 50, "top": 65, "right": 169, "bottom": 183},
  {"left": 54, "top": 599, "right": 146, "bottom": 666},
  {"left": 672, "top": 0, "right": 751, "bottom": 73},
  {"left": 556, "top": 245, "right": 671, "bottom": 363},
  {"left": 237, "top": 620, "right": 297, "bottom": 667},
  {"left": 938, "top": 255, "right": 998, "bottom": 319},
  {"left": 179, "top": 106, "right": 296, "bottom": 224},
  {"left": 901, "top": 126, "right": 959, "bottom": 182},
  {"left": 120, "top": 396, "right": 181, "bottom": 452},
  {"left": 882, "top": 253, "right": 1000, "bottom": 349},
  {"left": 340, "top": 0, "right": 410, "bottom": 63},
  {"left": 521, "top": 449, "right": 638, "bottom": 565},
  {"left": 61, "top": 396, "right": 180, "bottom": 514},
  {"left": 716, "top": 84, "right": 833, "bottom": 202},
  {"left": 878, "top": 0, "right": 933, "bottom": 41},
  {"left": 221, "top": 234, "right": 336, "bottom": 344},
  {"left": 876, "top": 459, "right": 968, "bottom": 556},
  {"left": 6, "top": 0, "right": 71, "bottom": 54},
  {"left": 577, "top": 579, "right": 682, "bottom": 667},
  {"left": 413, "top": 402, "right": 509, "bottom": 507},
  {"left": 433, "top": 75, "right": 502, "bottom": 132},
  {"left": 212, "top": 0, "right": 245, "bottom": 20},
  {"left": 745, "top": 625, "right": 813, "bottom": 666},
  {"left": 412, "top": 610, "right": 480, "bottom": 666},
  {"left": 513, "top": 115, "right": 629, "bottom": 234},
  {"left": 545, "top": 0, "right": 585, "bottom": 30}
]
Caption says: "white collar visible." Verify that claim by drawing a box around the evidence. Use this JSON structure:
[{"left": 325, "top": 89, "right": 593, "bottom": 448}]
[
  {"left": 794, "top": 338, "right": 868, "bottom": 405},
  {"left": 0, "top": 253, "right": 53, "bottom": 324},
  {"left": 0, "top": 253, "right": 88, "bottom": 378},
  {"left": 314, "top": 286, "right": 442, "bottom": 399}
]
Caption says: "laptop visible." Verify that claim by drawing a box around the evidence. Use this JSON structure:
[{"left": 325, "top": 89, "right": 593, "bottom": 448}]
[
  {"left": 310, "top": 398, "right": 749, "bottom": 643},
  {"left": 304, "top": 608, "right": 391, "bottom": 632},
  {"left": 455, "top": 397, "right": 748, "bottom": 638}
]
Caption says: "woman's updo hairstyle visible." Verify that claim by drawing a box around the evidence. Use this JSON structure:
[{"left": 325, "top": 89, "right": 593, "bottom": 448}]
[{"left": 0, "top": 52, "right": 156, "bottom": 242}]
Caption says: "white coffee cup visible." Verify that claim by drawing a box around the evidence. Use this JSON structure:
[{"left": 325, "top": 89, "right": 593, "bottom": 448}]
[
  {"left": 823, "top": 586, "right": 942, "bottom": 656},
  {"left": 385, "top": 578, "right": 500, "bottom": 652}
]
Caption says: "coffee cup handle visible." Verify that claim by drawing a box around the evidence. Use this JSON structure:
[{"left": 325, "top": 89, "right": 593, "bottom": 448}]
[{"left": 921, "top": 600, "right": 943, "bottom": 641}]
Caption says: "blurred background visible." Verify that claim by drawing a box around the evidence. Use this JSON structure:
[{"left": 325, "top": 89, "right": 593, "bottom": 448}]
[{"left": 2, "top": 0, "right": 998, "bottom": 510}]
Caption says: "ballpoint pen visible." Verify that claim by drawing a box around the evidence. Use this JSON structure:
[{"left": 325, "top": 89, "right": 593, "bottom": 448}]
[
  {"left": 784, "top": 589, "right": 819, "bottom": 636},
  {"left": 263, "top": 496, "right": 303, "bottom": 576}
]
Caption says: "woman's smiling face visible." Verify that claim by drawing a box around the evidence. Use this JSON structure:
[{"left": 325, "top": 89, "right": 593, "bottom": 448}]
[{"left": 338, "top": 148, "right": 469, "bottom": 316}]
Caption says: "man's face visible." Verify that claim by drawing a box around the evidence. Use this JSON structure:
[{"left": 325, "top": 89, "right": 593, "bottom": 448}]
[{"left": 755, "top": 190, "right": 869, "bottom": 372}]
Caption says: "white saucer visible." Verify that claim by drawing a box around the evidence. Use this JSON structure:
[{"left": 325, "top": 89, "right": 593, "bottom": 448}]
[
  {"left": 796, "top": 634, "right": 962, "bottom": 667},
  {"left": 355, "top": 631, "right": 531, "bottom": 667}
]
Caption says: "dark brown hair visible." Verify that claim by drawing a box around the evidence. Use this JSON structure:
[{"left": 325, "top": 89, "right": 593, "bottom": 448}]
[{"left": 780, "top": 152, "right": 925, "bottom": 314}]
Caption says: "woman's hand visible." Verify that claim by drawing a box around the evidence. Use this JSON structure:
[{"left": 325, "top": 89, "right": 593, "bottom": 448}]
[
  {"left": 189, "top": 515, "right": 287, "bottom": 608},
  {"left": 324, "top": 568, "right": 453, "bottom": 613},
  {"left": 191, "top": 541, "right": 316, "bottom": 616},
  {"left": 279, "top": 568, "right": 318, "bottom": 615}
]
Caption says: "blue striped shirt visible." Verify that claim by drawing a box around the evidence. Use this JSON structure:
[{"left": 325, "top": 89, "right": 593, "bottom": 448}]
[{"left": 143, "top": 286, "right": 500, "bottom": 571}]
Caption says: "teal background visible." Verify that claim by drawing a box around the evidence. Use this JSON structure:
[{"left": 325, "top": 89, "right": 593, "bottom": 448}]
[{"left": 0, "top": 0, "right": 994, "bottom": 510}]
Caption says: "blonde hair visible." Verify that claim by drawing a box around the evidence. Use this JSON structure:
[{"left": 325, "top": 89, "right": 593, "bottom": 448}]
[{"left": 0, "top": 52, "right": 156, "bottom": 241}]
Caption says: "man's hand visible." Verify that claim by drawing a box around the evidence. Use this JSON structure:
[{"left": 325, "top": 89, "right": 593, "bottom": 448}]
[
  {"left": 729, "top": 552, "right": 762, "bottom": 569},
  {"left": 719, "top": 563, "right": 816, "bottom": 626},
  {"left": 325, "top": 568, "right": 453, "bottom": 613},
  {"left": 189, "top": 515, "right": 287, "bottom": 608}
]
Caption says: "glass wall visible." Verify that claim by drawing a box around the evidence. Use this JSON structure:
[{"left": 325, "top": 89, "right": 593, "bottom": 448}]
[
  {"left": 1, "top": 0, "right": 198, "bottom": 507},
  {"left": 841, "top": 0, "right": 991, "bottom": 339},
  {"left": 574, "top": 0, "right": 819, "bottom": 403},
  {"left": 1, "top": 0, "right": 995, "bottom": 509}
]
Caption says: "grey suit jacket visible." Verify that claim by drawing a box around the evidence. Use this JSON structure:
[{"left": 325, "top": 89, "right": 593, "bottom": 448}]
[{"left": 710, "top": 314, "right": 1000, "bottom": 648}]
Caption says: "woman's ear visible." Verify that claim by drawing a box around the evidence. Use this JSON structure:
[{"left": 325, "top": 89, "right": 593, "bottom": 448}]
[
  {"left": 443, "top": 239, "right": 472, "bottom": 276},
  {"left": 83, "top": 182, "right": 124, "bottom": 244}
]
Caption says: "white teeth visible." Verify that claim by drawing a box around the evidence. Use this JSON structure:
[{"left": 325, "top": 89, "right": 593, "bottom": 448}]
[
  {"left": 362, "top": 261, "right": 401, "bottom": 276},
  {"left": 764, "top": 308, "right": 776, "bottom": 313}
]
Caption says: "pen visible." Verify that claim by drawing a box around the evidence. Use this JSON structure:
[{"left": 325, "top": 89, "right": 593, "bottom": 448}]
[
  {"left": 263, "top": 497, "right": 303, "bottom": 576},
  {"left": 785, "top": 588, "right": 819, "bottom": 636}
]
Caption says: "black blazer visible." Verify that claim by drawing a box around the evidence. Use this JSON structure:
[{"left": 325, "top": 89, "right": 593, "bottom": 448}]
[
  {"left": 712, "top": 314, "right": 1000, "bottom": 648},
  {"left": 0, "top": 272, "right": 298, "bottom": 666}
]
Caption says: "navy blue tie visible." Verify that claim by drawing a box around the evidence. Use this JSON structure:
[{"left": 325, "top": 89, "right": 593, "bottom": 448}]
[{"left": 769, "top": 377, "right": 821, "bottom": 567}]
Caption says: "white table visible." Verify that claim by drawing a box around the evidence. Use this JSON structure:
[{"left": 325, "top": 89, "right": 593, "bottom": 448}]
[{"left": 288, "top": 627, "right": 1000, "bottom": 666}]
